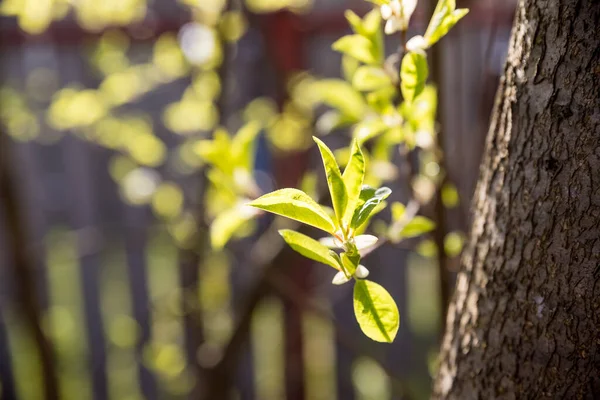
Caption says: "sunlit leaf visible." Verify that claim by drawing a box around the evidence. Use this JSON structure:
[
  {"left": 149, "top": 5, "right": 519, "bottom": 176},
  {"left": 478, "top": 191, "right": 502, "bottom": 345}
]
[
  {"left": 279, "top": 229, "right": 341, "bottom": 270},
  {"left": 314, "top": 137, "right": 348, "bottom": 224},
  {"left": 341, "top": 252, "right": 360, "bottom": 276},
  {"left": 342, "top": 140, "right": 366, "bottom": 225},
  {"left": 424, "top": 0, "right": 469, "bottom": 47},
  {"left": 332, "top": 35, "right": 377, "bottom": 65},
  {"left": 314, "top": 79, "right": 367, "bottom": 121},
  {"left": 353, "top": 280, "right": 399, "bottom": 343},
  {"left": 351, "top": 187, "right": 392, "bottom": 229},
  {"left": 211, "top": 203, "right": 257, "bottom": 249},
  {"left": 352, "top": 66, "right": 392, "bottom": 92},
  {"left": 400, "top": 51, "right": 429, "bottom": 103},
  {"left": 399, "top": 216, "right": 435, "bottom": 238},
  {"left": 248, "top": 189, "right": 335, "bottom": 233},
  {"left": 232, "top": 120, "right": 261, "bottom": 171}
]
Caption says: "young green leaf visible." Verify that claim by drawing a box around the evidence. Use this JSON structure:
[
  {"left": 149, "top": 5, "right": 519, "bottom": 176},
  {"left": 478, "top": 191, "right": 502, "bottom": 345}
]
[
  {"left": 332, "top": 35, "right": 377, "bottom": 65},
  {"left": 352, "top": 66, "right": 392, "bottom": 92},
  {"left": 211, "top": 204, "right": 257, "bottom": 249},
  {"left": 400, "top": 51, "right": 429, "bottom": 103},
  {"left": 353, "top": 279, "right": 399, "bottom": 343},
  {"left": 342, "top": 140, "right": 365, "bottom": 225},
  {"left": 399, "top": 216, "right": 435, "bottom": 238},
  {"left": 313, "top": 137, "right": 348, "bottom": 224},
  {"left": 424, "top": 0, "right": 469, "bottom": 47},
  {"left": 248, "top": 188, "right": 336, "bottom": 233},
  {"left": 351, "top": 187, "right": 392, "bottom": 229},
  {"left": 344, "top": 10, "right": 365, "bottom": 35},
  {"left": 231, "top": 120, "right": 261, "bottom": 171},
  {"left": 314, "top": 79, "right": 367, "bottom": 121},
  {"left": 279, "top": 229, "right": 341, "bottom": 270},
  {"left": 341, "top": 252, "right": 360, "bottom": 276},
  {"left": 353, "top": 118, "right": 388, "bottom": 144}
]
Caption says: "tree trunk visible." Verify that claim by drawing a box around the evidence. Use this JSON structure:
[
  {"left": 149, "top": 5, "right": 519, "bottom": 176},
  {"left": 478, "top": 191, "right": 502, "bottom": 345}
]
[{"left": 433, "top": 0, "right": 600, "bottom": 398}]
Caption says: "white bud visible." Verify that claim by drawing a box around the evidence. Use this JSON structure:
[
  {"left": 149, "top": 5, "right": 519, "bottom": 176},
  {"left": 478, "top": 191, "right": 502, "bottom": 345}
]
[
  {"left": 406, "top": 35, "right": 427, "bottom": 52},
  {"left": 332, "top": 271, "right": 352, "bottom": 285},
  {"left": 355, "top": 265, "right": 370, "bottom": 279},
  {"left": 353, "top": 235, "right": 378, "bottom": 250}
]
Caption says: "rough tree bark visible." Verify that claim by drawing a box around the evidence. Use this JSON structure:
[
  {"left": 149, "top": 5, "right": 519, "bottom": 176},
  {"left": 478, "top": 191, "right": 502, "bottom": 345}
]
[{"left": 433, "top": 0, "right": 600, "bottom": 398}]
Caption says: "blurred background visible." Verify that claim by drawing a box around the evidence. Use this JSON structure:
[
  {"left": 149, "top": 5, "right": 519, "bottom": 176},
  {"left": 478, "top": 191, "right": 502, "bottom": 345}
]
[{"left": 0, "top": 0, "right": 517, "bottom": 399}]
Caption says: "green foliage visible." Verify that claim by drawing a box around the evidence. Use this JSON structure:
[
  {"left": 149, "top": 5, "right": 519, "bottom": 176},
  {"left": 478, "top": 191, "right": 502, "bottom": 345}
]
[
  {"left": 249, "top": 188, "right": 336, "bottom": 233},
  {"left": 424, "top": 0, "right": 469, "bottom": 47},
  {"left": 6, "top": 0, "right": 469, "bottom": 345},
  {"left": 314, "top": 137, "right": 348, "bottom": 226},
  {"left": 351, "top": 187, "right": 391, "bottom": 229},
  {"left": 353, "top": 66, "right": 392, "bottom": 92},
  {"left": 400, "top": 51, "right": 429, "bottom": 103},
  {"left": 353, "top": 280, "right": 399, "bottom": 343},
  {"left": 342, "top": 140, "right": 366, "bottom": 225},
  {"left": 279, "top": 230, "right": 341, "bottom": 270}
]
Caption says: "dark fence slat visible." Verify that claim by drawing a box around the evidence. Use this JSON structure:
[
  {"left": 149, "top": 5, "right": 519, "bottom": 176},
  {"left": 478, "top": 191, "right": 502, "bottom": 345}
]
[
  {"left": 0, "top": 308, "right": 17, "bottom": 400},
  {"left": 123, "top": 205, "right": 157, "bottom": 400},
  {"left": 62, "top": 136, "right": 108, "bottom": 400}
]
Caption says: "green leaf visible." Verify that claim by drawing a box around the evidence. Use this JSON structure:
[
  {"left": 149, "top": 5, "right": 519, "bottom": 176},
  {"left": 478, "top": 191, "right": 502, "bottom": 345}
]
[
  {"left": 313, "top": 137, "right": 348, "bottom": 224},
  {"left": 248, "top": 188, "right": 336, "bottom": 233},
  {"left": 342, "top": 140, "right": 365, "bottom": 225},
  {"left": 424, "top": 0, "right": 469, "bottom": 47},
  {"left": 332, "top": 34, "right": 377, "bottom": 65},
  {"left": 351, "top": 187, "right": 392, "bottom": 229},
  {"left": 341, "top": 252, "right": 360, "bottom": 276},
  {"left": 399, "top": 216, "right": 435, "bottom": 238},
  {"left": 279, "top": 229, "right": 341, "bottom": 270},
  {"left": 400, "top": 51, "right": 429, "bottom": 103},
  {"left": 353, "top": 280, "right": 399, "bottom": 343},
  {"left": 353, "top": 119, "right": 388, "bottom": 144},
  {"left": 352, "top": 66, "right": 392, "bottom": 92},
  {"left": 341, "top": 55, "right": 360, "bottom": 83},
  {"left": 231, "top": 120, "right": 261, "bottom": 171},
  {"left": 362, "top": 8, "right": 382, "bottom": 36},
  {"left": 314, "top": 79, "right": 367, "bottom": 121},
  {"left": 211, "top": 204, "right": 256, "bottom": 249},
  {"left": 344, "top": 10, "right": 365, "bottom": 35}
]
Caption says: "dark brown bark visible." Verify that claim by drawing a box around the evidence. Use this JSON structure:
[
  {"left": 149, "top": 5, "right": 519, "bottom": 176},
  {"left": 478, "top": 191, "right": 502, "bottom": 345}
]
[{"left": 433, "top": 0, "right": 600, "bottom": 398}]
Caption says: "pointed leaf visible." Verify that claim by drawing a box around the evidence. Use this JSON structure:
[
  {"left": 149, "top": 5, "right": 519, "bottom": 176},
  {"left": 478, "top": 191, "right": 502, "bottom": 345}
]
[
  {"left": 399, "top": 216, "right": 435, "bottom": 238},
  {"left": 424, "top": 0, "right": 469, "bottom": 47},
  {"left": 248, "top": 189, "right": 335, "bottom": 233},
  {"left": 342, "top": 140, "right": 366, "bottom": 225},
  {"left": 211, "top": 204, "right": 258, "bottom": 249},
  {"left": 314, "top": 79, "right": 367, "bottom": 121},
  {"left": 352, "top": 66, "right": 392, "bottom": 92},
  {"left": 351, "top": 187, "right": 392, "bottom": 229},
  {"left": 231, "top": 120, "right": 261, "bottom": 171},
  {"left": 279, "top": 229, "right": 341, "bottom": 270},
  {"left": 332, "top": 34, "right": 377, "bottom": 65},
  {"left": 353, "top": 279, "right": 399, "bottom": 343},
  {"left": 400, "top": 51, "right": 429, "bottom": 103},
  {"left": 313, "top": 137, "right": 348, "bottom": 224},
  {"left": 341, "top": 252, "right": 360, "bottom": 276}
]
